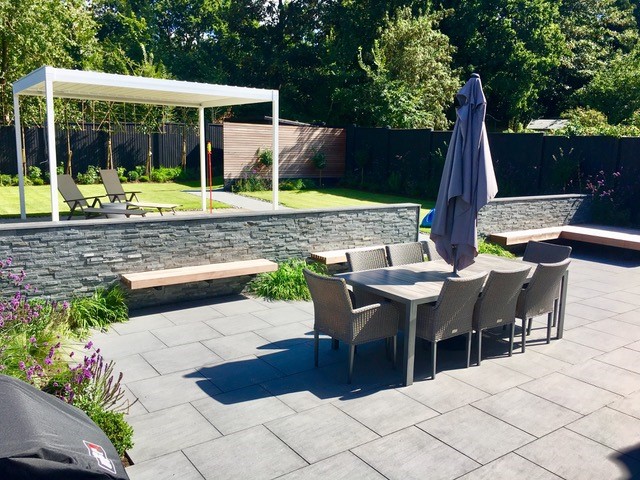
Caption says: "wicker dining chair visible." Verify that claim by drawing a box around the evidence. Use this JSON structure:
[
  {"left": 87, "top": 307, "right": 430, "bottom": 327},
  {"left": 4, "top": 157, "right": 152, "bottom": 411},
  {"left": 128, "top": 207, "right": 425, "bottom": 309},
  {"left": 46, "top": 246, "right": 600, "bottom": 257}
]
[
  {"left": 423, "top": 239, "right": 443, "bottom": 261},
  {"left": 385, "top": 242, "right": 426, "bottom": 266},
  {"left": 416, "top": 272, "right": 488, "bottom": 379},
  {"left": 345, "top": 247, "right": 389, "bottom": 308},
  {"left": 303, "top": 269, "right": 399, "bottom": 383},
  {"left": 472, "top": 267, "right": 531, "bottom": 365},
  {"left": 523, "top": 241, "right": 572, "bottom": 264},
  {"left": 516, "top": 259, "right": 571, "bottom": 352}
]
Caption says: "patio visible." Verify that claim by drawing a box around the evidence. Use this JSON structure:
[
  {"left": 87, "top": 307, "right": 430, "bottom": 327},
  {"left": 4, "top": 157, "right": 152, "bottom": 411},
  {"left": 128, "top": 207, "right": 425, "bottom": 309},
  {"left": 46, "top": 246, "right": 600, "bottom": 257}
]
[{"left": 91, "top": 245, "right": 640, "bottom": 480}]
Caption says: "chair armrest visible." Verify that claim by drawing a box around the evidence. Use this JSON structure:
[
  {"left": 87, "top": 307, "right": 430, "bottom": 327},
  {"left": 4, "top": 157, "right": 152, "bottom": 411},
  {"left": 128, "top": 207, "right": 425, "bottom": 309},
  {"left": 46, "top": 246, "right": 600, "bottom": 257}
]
[
  {"left": 351, "top": 302, "right": 399, "bottom": 342},
  {"left": 125, "top": 191, "right": 141, "bottom": 202}
]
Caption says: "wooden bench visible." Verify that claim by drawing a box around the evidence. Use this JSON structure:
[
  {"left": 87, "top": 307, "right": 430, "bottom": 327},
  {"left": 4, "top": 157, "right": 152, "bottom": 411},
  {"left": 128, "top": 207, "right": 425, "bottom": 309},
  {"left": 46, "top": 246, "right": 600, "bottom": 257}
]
[
  {"left": 490, "top": 224, "right": 640, "bottom": 251},
  {"left": 121, "top": 259, "right": 278, "bottom": 290},
  {"left": 309, "top": 245, "right": 385, "bottom": 265}
]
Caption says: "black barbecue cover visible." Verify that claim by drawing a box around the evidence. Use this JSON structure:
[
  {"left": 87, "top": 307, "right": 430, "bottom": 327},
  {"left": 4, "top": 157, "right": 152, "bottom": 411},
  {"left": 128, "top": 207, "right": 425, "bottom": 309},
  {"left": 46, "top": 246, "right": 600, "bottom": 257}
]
[{"left": 0, "top": 375, "right": 129, "bottom": 479}]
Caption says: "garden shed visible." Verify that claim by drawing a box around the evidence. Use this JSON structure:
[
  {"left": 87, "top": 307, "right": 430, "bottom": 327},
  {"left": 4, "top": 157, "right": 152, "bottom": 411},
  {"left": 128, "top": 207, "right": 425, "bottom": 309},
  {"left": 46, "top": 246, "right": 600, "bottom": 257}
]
[{"left": 12, "top": 66, "right": 280, "bottom": 221}]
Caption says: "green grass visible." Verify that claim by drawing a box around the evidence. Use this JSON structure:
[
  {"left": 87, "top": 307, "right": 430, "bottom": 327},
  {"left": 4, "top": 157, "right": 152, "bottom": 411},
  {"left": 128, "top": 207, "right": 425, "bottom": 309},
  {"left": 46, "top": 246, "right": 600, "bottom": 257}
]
[
  {"left": 242, "top": 188, "right": 435, "bottom": 220},
  {"left": 0, "top": 178, "right": 228, "bottom": 217}
]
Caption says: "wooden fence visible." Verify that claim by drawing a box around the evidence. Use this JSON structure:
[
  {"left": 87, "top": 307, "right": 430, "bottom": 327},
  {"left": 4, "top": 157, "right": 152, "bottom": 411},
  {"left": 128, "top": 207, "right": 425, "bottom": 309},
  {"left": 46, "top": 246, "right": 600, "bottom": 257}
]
[{"left": 223, "top": 122, "right": 345, "bottom": 182}]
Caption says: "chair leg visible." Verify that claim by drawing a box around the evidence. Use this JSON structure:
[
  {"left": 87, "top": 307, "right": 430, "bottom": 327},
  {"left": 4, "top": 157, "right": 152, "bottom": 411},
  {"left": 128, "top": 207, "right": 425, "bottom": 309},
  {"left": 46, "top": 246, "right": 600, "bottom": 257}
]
[
  {"left": 526, "top": 317, "right": 533, "bottom": 335},
  {"left": 509, "top": 323, "right": 515, "bottom": 356},
  {"left": 392, "top": 336, "right": 397, "bottom": 369},
  {"left": 546, "top": 312, "right": 553, "bottom": 344},
  {"left": 466, "top": 332, "right": 472, "bottom": 368},
  {"left": 522, "top": 319, "right": 527, "bottom": 353},
  {"left": 477, "top": 329, "right": 483, "bottom": 366},
  {"left": 348, "top": 344, "right": 355, "bottom": 384},
  {"left": 430, "top": 341, "right": 437, "bottom": 379},
  {"left": 331, "top": 338, "right": 339, "bottom": 350},
  {"left": 552, "top": 298, "right": 558, "bottom": 327},
  {"left": 314, "top": 330, "right": 319, "bottom": 367}
]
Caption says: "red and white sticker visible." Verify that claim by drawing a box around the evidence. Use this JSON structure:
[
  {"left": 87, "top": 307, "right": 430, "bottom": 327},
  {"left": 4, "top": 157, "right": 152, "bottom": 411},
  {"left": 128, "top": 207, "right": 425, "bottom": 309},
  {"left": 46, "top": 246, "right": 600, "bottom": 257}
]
[{"left": 83, "top": 440, "right": 117, "bottom": 474}]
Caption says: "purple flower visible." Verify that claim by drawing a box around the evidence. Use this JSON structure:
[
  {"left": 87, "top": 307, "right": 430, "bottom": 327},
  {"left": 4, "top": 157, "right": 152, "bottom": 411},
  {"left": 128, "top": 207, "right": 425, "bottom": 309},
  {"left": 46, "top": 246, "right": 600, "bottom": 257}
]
[
  {"left": 18, "top": 361, "right": 25, "bottom": 370},
  {"left": 29, "top": 336, "right": 36, "bottom": 344},
  {"left": 44, "top": 357, "right": 52, "bottom": 365},
  {"left": 69, "top": 351, "right": 75, "bottom": 358},
  {"left": 85, "top": 341, "right": 93, "bottom": 350}
]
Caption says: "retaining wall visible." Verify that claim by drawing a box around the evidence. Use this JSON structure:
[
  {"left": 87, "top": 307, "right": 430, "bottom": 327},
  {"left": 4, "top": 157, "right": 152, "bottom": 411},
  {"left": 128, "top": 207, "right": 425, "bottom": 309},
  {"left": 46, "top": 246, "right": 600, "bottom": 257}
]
[
  {"left": 0, "top": 205, "right": 420, "bottom": 308},
  {"left": 477, "top": 194, "right": 591, "bottom": 237}
]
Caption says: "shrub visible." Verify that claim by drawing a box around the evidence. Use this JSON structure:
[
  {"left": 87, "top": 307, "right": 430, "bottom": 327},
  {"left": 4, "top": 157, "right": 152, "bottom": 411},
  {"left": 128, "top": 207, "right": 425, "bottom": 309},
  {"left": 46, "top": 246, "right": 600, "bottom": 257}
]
[
  {"left": 478, "top": 240, "right": 515, "bottom": 258},
  {"left": 138, "top": 175, "right": 149, "bottom": 182},
  {"left": 177, "top": 167, "right": 198, "bottom": 181},
  {"left": 87, "top": 408, "right": 134, "bottom": 457},
  {"left": 31, "top": 178, "right": 45, "bottom": 186},
  {"left": 257, "top": 148, "right": 273, "bottom": 167},
  {"left": 69, "top": 285, "right": 128, "bottom": 333},
  {"left": 231, "top": 168, "right": 270, "bottom": 192},
  {"left": 150, "top": 167, "right": 181, "bottom": 183},
  {"left": 280, "top": 179, "right": 305, "bottom": 191},
  {"left": 0, "top": 174, "right": 12, "bottom": 186},
  {"left": 248, "top": 259, "right": 327, "bottom": 301},
  {"left": 116, "top": 166, "right": 126, "bottom": 178},
  {"left": 127, "top": 170, "right": 139, "bottom": 182},
  {"left": 27, "top": 166, "right": 42, "bottom": 182},
  {"left": 77, "top": 165, "right": 100, "bottom": 185}
]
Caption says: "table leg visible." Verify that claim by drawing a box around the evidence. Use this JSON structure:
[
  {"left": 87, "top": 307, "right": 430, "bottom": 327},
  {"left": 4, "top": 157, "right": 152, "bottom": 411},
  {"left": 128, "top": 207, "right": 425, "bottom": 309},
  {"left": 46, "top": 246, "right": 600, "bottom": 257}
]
[
  {"left": 403, "top": 302, "right": 417, "bottom": 386},
  {"left": 557, "top": 270, "right": 569, "bottom": 339}
]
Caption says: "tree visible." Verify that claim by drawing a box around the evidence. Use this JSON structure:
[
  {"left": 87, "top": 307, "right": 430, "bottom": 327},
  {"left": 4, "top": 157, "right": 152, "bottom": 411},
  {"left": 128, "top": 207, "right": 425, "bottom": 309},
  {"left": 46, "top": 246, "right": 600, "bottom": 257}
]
[
  {"left": 436, "top": 0, "right": 565, "bottom": 129},
  {"left": 354, "top": 6, "right": 460, "bottom": 129}
]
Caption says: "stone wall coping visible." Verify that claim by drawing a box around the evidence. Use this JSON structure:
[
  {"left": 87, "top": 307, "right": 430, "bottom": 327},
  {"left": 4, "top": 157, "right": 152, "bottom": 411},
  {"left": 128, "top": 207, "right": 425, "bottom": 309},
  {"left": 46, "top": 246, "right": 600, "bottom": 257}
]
[
  {"left": 0, "top": 203, "right": 421, "bottom": 233},
  {"left": 489, "top": 194, "right": 588, "bottom": 203}
]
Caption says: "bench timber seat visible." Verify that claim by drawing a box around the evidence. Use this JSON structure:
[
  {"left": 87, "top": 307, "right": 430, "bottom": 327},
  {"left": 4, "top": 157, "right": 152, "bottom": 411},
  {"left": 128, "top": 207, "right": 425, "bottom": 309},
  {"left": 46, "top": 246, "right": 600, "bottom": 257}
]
[
  {"left": 121, "top": 259, "right": 278, "bottom": 289},
  {"left": 309, "top": 245, "right": 385, "bottom": 265},
  {"left": 490, "top": 224, "right": 640, "bottom": 251}
]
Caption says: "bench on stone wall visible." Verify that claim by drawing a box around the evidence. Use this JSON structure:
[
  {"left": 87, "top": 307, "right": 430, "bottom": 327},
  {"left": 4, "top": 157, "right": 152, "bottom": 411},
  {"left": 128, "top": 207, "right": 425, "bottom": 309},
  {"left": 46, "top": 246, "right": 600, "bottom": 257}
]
[
  {"left": 121, "top": 259, "right": 278, "bottom": 290},
  {"left": 490, "top": 224, "right": 640, "bottom": 251},
  {"left": 309, "top": 245, "right": 386, "bottom": 265}
]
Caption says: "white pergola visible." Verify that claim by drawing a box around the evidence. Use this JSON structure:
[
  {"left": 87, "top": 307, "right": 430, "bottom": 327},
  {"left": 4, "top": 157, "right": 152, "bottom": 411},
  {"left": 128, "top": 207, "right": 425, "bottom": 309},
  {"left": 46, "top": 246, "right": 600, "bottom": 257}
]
[{"left": 13, "top": 66, "right": 280, "bottom": 221}]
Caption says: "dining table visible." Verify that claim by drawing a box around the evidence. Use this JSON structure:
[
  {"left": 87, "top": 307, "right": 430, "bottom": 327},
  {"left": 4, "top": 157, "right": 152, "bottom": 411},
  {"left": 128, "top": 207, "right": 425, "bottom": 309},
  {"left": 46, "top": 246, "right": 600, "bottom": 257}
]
[{"left": 336, "top": 254, "right": 569, "bottom": 386}]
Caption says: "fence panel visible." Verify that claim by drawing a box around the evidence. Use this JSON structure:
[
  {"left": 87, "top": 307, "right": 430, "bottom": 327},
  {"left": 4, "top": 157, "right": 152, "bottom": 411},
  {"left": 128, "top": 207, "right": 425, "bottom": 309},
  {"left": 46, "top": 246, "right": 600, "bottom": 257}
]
[
  {"left": 489, "top": 133, "right": 544, "bottom": 197},
  {"left": 387, "top": 129, "right": 431, "bottom": 197},
  {"left": 540, "top": 136, "right": 579, "bottom": 194}
]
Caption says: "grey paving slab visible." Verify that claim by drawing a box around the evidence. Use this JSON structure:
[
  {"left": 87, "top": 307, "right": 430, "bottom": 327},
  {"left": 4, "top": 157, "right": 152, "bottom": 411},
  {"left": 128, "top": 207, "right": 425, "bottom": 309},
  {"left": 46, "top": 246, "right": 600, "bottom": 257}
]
[
  {"left": 126, "top": 403, "right": 221, "bottom": 464},
  {"left": 564, "top": 302, "right": 614, "bottom": 321},
  {"left": 210, "top": 297, "right": 269, "bottom": 316},
  {"left": 627, "top": 339, "right": 640, "bottom": 351},
  {"left": 399, "top": 373, "right": 489, "bottom": 413},
  {"left": 94, "top": 331, "right": 167, "bottom": 360},
  {"left": 569, "top": 285, "right": 610, "bottom": 300},
  {"left": 351, "top": 426, "right": 480, "bottom": 480},
  {"left": 519, "top": 372, "right": 622, "bottom": 415},
  {"left": 204, "top": 312, "right": 272, "bottom": 336},
  {"left": 192, "top": 384, "right": 295, "bottom": 435},
  {"left": 561, "top": 313, "right": 599, "bottom": 330},
  {"left": 602, "top": 290, "right": 640, "bottom": 306},
  {"left": 261, "top": 366, "right": 354, "bottom": 412},
  {"left": 126, "top": 451, "right": 204, "bottom": 480},
  {"left": 472, "top": 387, "right": 581, "bottom": 437},
  {"left": 183, "top": 425, "right": 306, "bottom": 480},
  {"left": 254, "top": 322, "right": 315, "bottom": 345},
  {"left": 527, "top": 339, "right": 602, "bottom": 365},
  {"left": 127, "top": 369, "right": 221, "bottom": 412},
  {"left": 111, "top": 314, "right": 174, "bottom": 335},
  {"left": 334, "top": 388, "right": 438, "bottom": 436},
  {"left": 490, "top": 348, "right": 572, "bottom": 379},
  {"left": 202, "top": 331, "right": 272, "bottom": 360},
  {"left": 162, "top": 305, "right": 225, "bottom": 325},
  {"left": 516, "top": 428, "right": 640, "bottom": 480},
  {"left": 150, "top": 322, "right": 222, "bottom": 347},
  {"left": 597, "top": 347, "right": 640, "bottom": 374},
  {"left": 417, "top": 405, "right": 535, "bottom": 464},
  {"left": 252, "top": 304, "right": 314, "bottom": 326},
  {"left": 562, "top": 359, "right": 640, "bottom": 395},
  {"left": 584, "top": 318, "right": 640, "bottom": 340},
  {"left": 266, "top": 404, "right": 378, "bottom": 464},
  {"left": 198, "top": 355, "right": 284, "bottom": 392},
  {"left": 457, "top": 452, "right": 562, "bottom": 480},
  {"left": 258, "top": 340, "right": 343, "bottom": 376},
  {"left": 580, "top": 296, "right": 637, "bottom": 314},
  {"left": 122, "top": 385, "right": 148, "bottom": 417},
  {"left": 142, "top": 342, "right": 224, "bottom": 374},
  {"left": 563, "top": 325, "right": 632, "bottom": 352},
  {"left": 566, "top": 407, "right": 640, "bottom": 460},
  {"left": 612, "top": 309, "right": 640, "bottom": 326},
  {"left": 576, "top": 279, "right": 632, "bottom": 294},
  {"left": 609, "top": 390, "right": 640, "bottom": 419},
  {"left": 445, "top": 361, "right": 534, "bottom": 395},
  {"left": 278, "top": 451, "right": 385, "bottom": 480},
  {"left": 113, "top": 354, "right": 159, "bottom": 385}
]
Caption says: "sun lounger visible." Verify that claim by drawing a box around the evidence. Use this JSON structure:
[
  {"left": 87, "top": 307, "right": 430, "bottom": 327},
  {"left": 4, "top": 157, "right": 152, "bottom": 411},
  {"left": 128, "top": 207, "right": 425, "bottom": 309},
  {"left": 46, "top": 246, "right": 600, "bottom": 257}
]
[
  {"left": 57, "top": 174, "right": 146, "bottom": 220},
  {"left": 99, "top": 169, "right": 179, "bottom": 215}
]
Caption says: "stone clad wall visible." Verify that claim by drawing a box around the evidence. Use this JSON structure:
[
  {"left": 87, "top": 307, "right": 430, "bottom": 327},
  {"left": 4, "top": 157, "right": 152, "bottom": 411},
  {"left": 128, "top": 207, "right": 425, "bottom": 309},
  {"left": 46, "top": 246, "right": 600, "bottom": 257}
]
[
  {"left": 477, "top": 194, "right": 591, "bottom": 237},
  {"left": 0, "top": 205, "right": 420, "bottom": 307}
]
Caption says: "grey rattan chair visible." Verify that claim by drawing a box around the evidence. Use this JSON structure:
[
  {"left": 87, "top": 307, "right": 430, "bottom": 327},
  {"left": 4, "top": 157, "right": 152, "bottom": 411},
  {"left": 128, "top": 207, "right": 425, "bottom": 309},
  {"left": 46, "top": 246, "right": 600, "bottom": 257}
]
[
  {"left": 416, "top": 272, "right": 488, "bottom": 379},
  {"left": 303, "top": 269, "right": 399, "bottom": 383},
  {"left": 346, "top": 248, "right": 388, "bottom": 272},
  {"left": 423, "top": 239, "right": 443, "bottom": 261},
  {"left": 516, "top": 259, "right": 570, "bottom": 352},
  {"left": 472, "top": 267, "right": 531, "bottom": 365},
  {"left": 523, "top": 241, "right": 572, "bottom": 263},
  {"left": 385, "top": 242, "right": 425, "bottom": 266},
  {"left": 346, "top": 248, "right": 389, "bottom": 308}
]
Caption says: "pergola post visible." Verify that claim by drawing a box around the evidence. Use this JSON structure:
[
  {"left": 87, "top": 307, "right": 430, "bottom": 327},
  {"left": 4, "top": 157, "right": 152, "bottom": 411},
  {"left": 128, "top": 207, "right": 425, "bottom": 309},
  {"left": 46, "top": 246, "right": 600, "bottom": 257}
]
[
  {"left": 13, "top": 94, "right": 26, "bottom": 220},
  {"left": 199, "top": 107, "right": 206, "bottom": 212},
  {"left": 272, "top": 91, "right": 279, "bottom": 210},
  {"left": 45, "top": 78, "right": 60, "bottom": 222}
]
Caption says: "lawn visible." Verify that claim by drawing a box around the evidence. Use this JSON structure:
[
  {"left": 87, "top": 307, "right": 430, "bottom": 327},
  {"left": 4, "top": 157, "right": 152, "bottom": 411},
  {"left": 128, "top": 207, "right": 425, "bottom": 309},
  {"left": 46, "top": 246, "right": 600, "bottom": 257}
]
[
  {"left": 242, "top": 188, "right": 435, "bottom": 221},
  {"left": 0, "top": 179, "right": 228, "bottom": 217}
]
